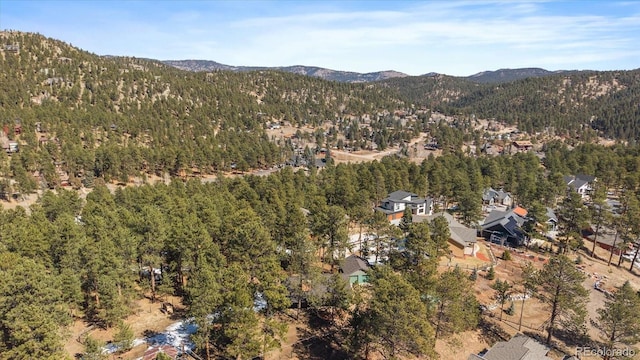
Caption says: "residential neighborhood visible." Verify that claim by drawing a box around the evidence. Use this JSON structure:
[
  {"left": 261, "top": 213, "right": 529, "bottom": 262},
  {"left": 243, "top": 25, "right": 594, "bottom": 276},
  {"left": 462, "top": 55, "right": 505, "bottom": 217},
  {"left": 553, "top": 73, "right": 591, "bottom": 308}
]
[{"left": 2, "top": 19, "right": 640, "bottom": 360}]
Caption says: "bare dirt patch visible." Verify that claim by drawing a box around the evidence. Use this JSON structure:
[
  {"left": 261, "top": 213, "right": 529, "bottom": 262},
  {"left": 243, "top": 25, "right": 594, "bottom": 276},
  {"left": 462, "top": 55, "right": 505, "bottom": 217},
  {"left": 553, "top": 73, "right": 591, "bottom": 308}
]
[
  {"left": 64, "top": 295, "right": 183, "bottom": 359},
  {"left": 472, "top": 242, "right": 640, "bottom": 358}
]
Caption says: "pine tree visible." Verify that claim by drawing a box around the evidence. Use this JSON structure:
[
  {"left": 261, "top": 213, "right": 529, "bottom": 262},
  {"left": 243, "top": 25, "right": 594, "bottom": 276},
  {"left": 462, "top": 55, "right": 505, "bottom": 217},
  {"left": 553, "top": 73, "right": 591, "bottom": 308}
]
[
  {"left": 486, "top": 265, "right": 496, "bottom": 280},
  {"left": 113, "top": 321, "right": 134, "bottom": 352},
  {"left": 557, "top": 191, "right": 588, "bottom": 254},
  {"left": 491, "top": 279, "right": 512, "bottom": 321},
  {"left": 434, "top": 267, "right": 480, "bottom": 339},
  {"left": 399, "top": 207, "right": 413, "bottom": 235},
  {"left": 82, "top": 336, "right": 108, "bottom": 360},
  {"left": 536, "top": 255, "right": 588, "bottom": 345},
  {"left": 505, "top": 301, "right": 515, "bottom": 316},
  {"left": 595, "top": 281, "right": 640, "bottom": 359},
  {"left": 351, "top": 266, "right": 436, "bottom": 359}
]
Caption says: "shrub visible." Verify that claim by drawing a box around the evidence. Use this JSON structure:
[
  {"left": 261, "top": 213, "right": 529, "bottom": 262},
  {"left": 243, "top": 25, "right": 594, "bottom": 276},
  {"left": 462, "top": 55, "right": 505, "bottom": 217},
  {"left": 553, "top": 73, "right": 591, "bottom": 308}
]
[
  {"left": 487, "top": 266, "right": 496, "bottom": 280},
  {"left": 113, "top": 322, "right": 134, "bottom": 353},
  {"left": 502, "top": 250, "right": 512, "bottom": 261},
  {"left": 469, "top": 269, "right": 478, "bottom": 281},
  {"left": 505, "top": 301, "right": 515, "bottom": 316}
]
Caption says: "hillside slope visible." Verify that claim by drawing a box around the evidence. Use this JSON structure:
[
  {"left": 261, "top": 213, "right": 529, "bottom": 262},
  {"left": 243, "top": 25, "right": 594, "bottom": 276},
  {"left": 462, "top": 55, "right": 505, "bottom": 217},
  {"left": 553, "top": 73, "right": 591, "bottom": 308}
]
[
  {"left": 163, "top": 59, "right": 408, "bottom": 83},
  {"left": 0, "top": 31, "right": 406, "bottom": 190},
  {"left": 383, "top": 69, "right": 640, "bottom": 140}
]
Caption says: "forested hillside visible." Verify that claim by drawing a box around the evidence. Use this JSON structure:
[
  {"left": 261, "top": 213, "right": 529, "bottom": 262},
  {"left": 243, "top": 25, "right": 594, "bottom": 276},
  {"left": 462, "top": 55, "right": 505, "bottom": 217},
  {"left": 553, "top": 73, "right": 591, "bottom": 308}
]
[
  {"left": 3, "top": 140, "right": 640, "bottom": 358},
  {"left": 3, "top": 30, "right": 640, "bottom": 360},
  {"left": 384, "top": 69, "right": 640, "bottom": 140},
  {"left": 163, "top": 59, "right": 409, "bottom": 83},
  {"left": 0, "top": 31, "right": 405, "bottom": 192}
]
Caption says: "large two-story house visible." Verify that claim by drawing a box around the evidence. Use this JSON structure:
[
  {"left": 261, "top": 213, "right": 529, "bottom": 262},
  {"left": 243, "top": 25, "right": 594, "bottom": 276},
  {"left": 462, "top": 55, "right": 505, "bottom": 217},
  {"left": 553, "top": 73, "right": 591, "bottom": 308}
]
[
  {"left": 376, "top": 190, "right": 433, "bottom": 225},
  {"left": 480, "top": 206, "right": 530, "bottom": 247},
  {"left": 563, "top": 174, "right": 596, "bottom": 199}
]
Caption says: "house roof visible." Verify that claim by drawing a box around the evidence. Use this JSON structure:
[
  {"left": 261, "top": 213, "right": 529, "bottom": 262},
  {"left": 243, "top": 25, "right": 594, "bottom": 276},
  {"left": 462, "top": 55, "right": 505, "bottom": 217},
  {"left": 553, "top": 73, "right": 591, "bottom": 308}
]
[
  {"left": 545, "top": 207, "right": 557, "bottom": 223},
  {"left": 388, "top": 190, "right": 416, "bottom": 201},
  {"left": 581, "top": 226, "right": 628, "bottom": 248},
  {"left": 576, "top": 174, "right": 596, "bottom": 182},
  {"left": 483, "top": 210, "right": 509, "bottom": 225},
  {"left": 483, "top": 188, "right": 511, "bottom": 202},
  {"left": 496, "top": 190, "right": 511, "bottom": 202},
  {"left": 479, "top": 334, "right": 552, "bottom": 360},
  {"left": 483, "top": 187, "right": 498, "bottom": 202},
  {"left": 143, "top": 345, "right": 178, "bottom": 360},
  {"left": 378, "top": 190, "right": 432, "bottom": 214},
  {"left": 375, "top": 206, "right": 400, "bottom": 215},
  {"left": 564, "top": 174, "right": 595, "bottom": 190},
  {"left": 481, "top": 209, "right": 528, "bottom": 242},
  {"left": 513, "top": 206, "right": 528, "bottom": 217},
  {"left": 483, "top": 208, "right": 526, "bottom": 227},
  {"left": 384, "top": 190, "right": 429, "bottom": 205},
  {"left": 414, "top": 212, "right": 477, "bottom": 247},
  {"left": 340, "top": 255, "right": 370, "bottom": 276},
  {"left": 513, "top": 140, "right": 533, "bottom": 147}
]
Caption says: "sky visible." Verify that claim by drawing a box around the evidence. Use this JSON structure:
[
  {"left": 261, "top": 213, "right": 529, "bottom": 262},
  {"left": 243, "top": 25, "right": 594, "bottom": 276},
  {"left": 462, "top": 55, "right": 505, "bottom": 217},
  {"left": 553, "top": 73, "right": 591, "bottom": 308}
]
[{"left": 1, "top": 0, "right": 639, "bottom": 76}]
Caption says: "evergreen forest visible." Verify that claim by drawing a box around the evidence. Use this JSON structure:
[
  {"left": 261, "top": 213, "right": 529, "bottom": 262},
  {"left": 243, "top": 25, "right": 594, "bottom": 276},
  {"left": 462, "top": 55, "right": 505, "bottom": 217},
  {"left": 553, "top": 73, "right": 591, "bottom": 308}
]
[{"left": 1, "top": 31, "right": 640, "bottom": 360}]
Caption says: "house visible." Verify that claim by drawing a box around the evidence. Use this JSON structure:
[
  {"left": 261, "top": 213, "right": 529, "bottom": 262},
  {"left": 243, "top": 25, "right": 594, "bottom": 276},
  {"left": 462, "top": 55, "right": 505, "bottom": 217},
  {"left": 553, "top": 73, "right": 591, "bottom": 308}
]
[
  {"left": 414, "top": 212, "right": 478, "bottom": 256},
  {"left": 3, "top": 44, "right": 19, "bottom": 52},
  {"left": 563, "top": 174, "right": 596, "bottom": 199},
  {"left": 545, "top": 207, "right": 558, "bottom": 231},
  {"left": 142, "top": 345, "right": 179, "bottom": 360},
  {"left": 480, "top": 207, "right": 529, "bottom": 246},
  {"left": 376, "top": 190, "right": 433, "bottom": 225},
  {"left": 482, "top": 188, "right": 513, "bottom": 208},
  {"left": 340, "top": 255, "right": 370, "bottom": 285},
  {"left": 480, "top": 142, "right": 503, "bottom": 156},
  {"left": 467, "top": 333, "right": 552, "bottom": 360},
  {"left": 582, "top": 226, "right": 632, "bottom": 255},
  {"left": 511, "top": 140, "right": 534, "bottom": 153}
]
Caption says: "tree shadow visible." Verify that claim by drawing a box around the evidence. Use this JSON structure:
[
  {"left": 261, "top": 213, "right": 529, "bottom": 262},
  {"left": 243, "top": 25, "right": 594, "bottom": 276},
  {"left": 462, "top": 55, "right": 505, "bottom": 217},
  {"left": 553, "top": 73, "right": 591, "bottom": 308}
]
[
  {"left": 292, "top": 310, "right": 350, "bottom": 360},
  {"left": 549, "top": 327, "right": 592, "bottom": 348},
  {"left": 478, "top": 317, "right": 510, "bottom": 346}
]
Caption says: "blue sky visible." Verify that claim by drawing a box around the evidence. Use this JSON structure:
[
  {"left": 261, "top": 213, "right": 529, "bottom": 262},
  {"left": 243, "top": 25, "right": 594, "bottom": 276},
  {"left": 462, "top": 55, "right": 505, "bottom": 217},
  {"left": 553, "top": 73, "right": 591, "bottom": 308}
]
[{"left": 1, "top": 0, "right": 639, "bottom": 76}]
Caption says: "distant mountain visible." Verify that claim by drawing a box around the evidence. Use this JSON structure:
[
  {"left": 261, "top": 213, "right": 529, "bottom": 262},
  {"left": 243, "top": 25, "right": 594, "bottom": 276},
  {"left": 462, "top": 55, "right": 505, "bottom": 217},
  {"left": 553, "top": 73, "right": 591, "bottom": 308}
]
[
  {"left": 464, "top": 68, "right": 571, "bottom": 83},
  {"left": 162, "top": 60, "right": 408, "bottom": 83}
]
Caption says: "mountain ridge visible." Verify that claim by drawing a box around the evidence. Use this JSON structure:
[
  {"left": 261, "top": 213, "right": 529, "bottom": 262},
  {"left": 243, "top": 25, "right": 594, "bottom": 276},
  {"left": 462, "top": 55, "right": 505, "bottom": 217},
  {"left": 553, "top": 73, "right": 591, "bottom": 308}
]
[
  {"left": 162, "top": 59, "right": 409, "bottom": 83},
  {"left": 162, "top": 60, "right": 576, "bottom": 84}
]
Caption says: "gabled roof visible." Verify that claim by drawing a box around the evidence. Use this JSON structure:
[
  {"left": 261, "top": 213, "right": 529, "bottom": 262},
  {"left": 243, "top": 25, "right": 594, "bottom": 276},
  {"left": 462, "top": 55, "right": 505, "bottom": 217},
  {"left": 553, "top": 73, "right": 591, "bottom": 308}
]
[
  {"left": 483, "top": 208, "right": 527, "bottom": 227},
  {"left": 387, "top": 190, "right": 416, "bottom": 201},
  {"left": 496, "top": 189, "right": 511, "bottom": 202},
  {"left": 545, "top": 207, "right": 557, "bottom": 223},
  {"left": 513, "top": 140, "right": 533, "bottom": 147},
  {"left": 483, "top": 188, "right": 511, "bottom": 202},
  {"left": 513, "top": 206, "right": 528, "bottom": 217},
  {"left": 483, "top": 187, "right": 498, "bottom": 202},
  {"left": 380, "top": 191, "right": 431, "bottom": 212},
  {"left": 481, "top": 209, "right": 528, "bottom": 242},
  {"left": 483, "top": 210, "right": 510, "bottom": 225},
  {"left": 414, "top": 212, "right": 477, "bottom": 247},
  {"left": 576, "top": 174, "right": 596, "bottom": 182},
  {"left": 570, "top": 179, "right": 589, "bottom": 190},
  {"left": 479, "top": 334, "right": 552, "bottom": 360},
  {"left": 143, "top": 345, "right": 179, "bottom": 360},
  {"left": 564, "top": 174, "right": 595, "bottom": 189},
  {"left": 340, "top": 255, "right": 370, "bottom": 276},
  {"left": 582, "top": 226, "right": 622, "bottom": 247}
]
